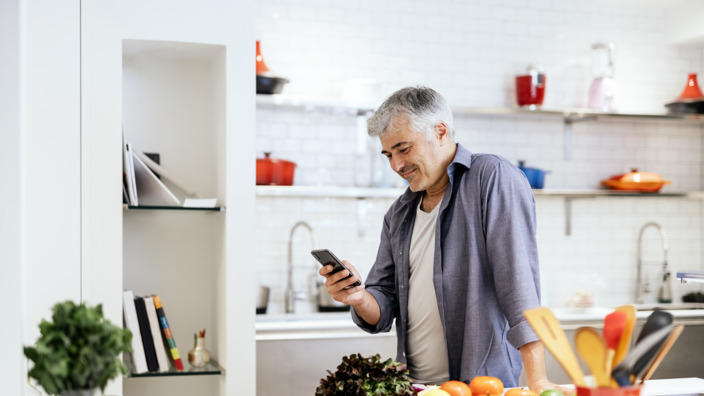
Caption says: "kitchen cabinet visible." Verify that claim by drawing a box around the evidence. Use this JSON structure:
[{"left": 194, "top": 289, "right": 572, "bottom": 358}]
[{"left": 14, "top": 1, "right": 256, "bottom": 395}]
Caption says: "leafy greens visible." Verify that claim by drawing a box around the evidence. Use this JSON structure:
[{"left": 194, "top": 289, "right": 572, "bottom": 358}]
[{"left": 315, "top": 353, "right": 416, "bottom": 396}]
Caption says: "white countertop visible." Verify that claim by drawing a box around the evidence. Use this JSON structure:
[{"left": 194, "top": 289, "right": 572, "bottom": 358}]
[{"left": 641, "top": 377, "right": 704, "bottom": 395}]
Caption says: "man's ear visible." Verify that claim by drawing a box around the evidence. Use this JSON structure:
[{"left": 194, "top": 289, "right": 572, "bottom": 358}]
[{"left": 434, "top": 122, "right": 450, "bottom": 145}]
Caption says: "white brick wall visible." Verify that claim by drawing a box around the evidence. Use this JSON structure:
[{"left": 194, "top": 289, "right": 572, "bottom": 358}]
[{"left": 254, "top": 0, "right": 704, "bottom": 314}]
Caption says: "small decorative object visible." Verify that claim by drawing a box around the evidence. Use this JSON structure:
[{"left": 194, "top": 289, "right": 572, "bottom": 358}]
[
  {"left": 188, "top": 329, "right": 211, "bottom": 368},
  {"left": 515, "top": 64, "right": 546, "bottom": 109},
  {"left": 23, "top": 300, "right": 132, "bottom": 396}
]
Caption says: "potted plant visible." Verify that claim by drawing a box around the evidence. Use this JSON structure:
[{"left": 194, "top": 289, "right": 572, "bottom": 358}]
[{"left": 24, "top": 300, "right": 132, "bottom": 396}]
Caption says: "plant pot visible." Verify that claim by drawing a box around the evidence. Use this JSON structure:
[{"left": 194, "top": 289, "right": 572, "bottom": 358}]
[{"left": 62, "top": 389, "right": 98, "bottom": 396}]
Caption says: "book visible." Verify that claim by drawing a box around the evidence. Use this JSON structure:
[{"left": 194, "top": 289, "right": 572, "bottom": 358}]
[
  {"left": 131, "top": 150, "right": 181, "bottom": 206},
  {"left": 153, "top": 295, "right": 184, "bottom": 371},
  {"left": 122, "top": 290, "right": 148, "bottom": 374},
  {"left": 134, "top": 296, "right": 159, "bottom": 372},
  {"left": 123, "top": 142, "right": 138, "bottom": 205},
  {"left": 144, "top": 296, "right": 171, "bottom": 372}
]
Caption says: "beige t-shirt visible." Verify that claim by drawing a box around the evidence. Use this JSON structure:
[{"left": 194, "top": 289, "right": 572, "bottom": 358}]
[{"left": 406, "top": 198, "right": 449, "bottom": 384}]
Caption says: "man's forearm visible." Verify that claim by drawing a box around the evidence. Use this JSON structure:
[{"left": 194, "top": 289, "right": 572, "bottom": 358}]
[
  {"left": 352, "top": 290, "right": 381, "bottom": 326},
  {"left": 520, "top": 340, "right": 550, "bottom": 392}
]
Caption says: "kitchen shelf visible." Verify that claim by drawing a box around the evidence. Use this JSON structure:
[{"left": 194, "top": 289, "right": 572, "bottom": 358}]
[
  {"left": 123, "top": 204, "right": 225, "bottom": 212},
  {"left": 677, "top": 271, "right": 704, "bottom": 284},
  {"left": 256, "top": 94, "right": 704, "bottom": 123},
  {"left": 255, "top": 185, "right": 405, "bottom": 199},
  {"left": 256, "top": 185, "right": 702, "bottom": 200},
  {"left": 125, "top": 359, "right": 223, "bottom": 378}
]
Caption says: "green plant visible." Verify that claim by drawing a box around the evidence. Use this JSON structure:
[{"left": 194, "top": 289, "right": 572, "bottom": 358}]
[
  {"left": 315, "top": 353, "right": 416, "bottom": 396},
  {"left": 24, "top": 300, "right": 132, "bottom": 395}
]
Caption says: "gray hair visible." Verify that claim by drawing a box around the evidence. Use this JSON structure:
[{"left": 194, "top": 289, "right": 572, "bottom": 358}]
[{"left": 367, "top": 86, "right": 455, "bottom": 140}]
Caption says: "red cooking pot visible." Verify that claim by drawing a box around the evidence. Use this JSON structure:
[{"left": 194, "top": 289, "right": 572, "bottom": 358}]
[
  {"left": 256, "top": 152, "right": 296, "bottom": 185},
  {"left": 601, "top": 169, "right": 671, "bottom": 192}
]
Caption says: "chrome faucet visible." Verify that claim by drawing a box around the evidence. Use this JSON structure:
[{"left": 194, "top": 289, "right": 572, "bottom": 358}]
[
  {"left": 286, "top": 221, "right": 319, "bottom": 313},
  {"left": 636, "top": 222, "right": 669, "bottom": 304}
]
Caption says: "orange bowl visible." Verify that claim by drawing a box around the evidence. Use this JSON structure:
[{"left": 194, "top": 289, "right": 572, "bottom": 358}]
[{"left": 601, "top": 170, "right": 671, "bottom": 192}]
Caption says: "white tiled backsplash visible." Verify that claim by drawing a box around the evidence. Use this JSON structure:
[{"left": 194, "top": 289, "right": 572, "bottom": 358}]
[{"left": 255, "top": 0, "right": 704, "bottom": 314}]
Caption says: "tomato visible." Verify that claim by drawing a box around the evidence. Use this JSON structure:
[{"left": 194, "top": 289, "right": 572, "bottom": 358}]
[
  {"left": 441, "top": 380, "right": 472, "bottom": 396},
  {"left": 469, "top": 376, "right": 504, "bottom": 396},
  {"left": 506, "top": 388, "right": 539, "bottom": 396}
]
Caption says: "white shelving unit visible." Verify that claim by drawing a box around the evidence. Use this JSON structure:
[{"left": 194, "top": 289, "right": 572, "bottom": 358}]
[{"left": 78, "top": 2, "right": 256, "bottom": 396}]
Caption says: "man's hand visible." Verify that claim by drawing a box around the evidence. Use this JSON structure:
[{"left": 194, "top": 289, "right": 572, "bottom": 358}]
[
  {"left": 520, "top": 341, "right": 574, "bottom": 395},
  {"left": 318, "top": 260, "right": 365, "bottom": 305},
  {"left": 318, "top": 260, "right": 380, "bottom": 325}
]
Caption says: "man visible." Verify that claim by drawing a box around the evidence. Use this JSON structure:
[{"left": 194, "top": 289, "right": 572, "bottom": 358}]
[{"left": 320, "top": 86, "right": 554, "bottom": 390}]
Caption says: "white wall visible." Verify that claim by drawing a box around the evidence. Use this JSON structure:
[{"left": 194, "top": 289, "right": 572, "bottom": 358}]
[
  {"left": 0, "top": 0, "right": 26, "bottom": 394},
  {"left": 254, "top": 0, "right": 704, "bottom": 314}
]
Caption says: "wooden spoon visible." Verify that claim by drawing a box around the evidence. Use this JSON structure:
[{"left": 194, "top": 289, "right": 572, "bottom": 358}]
[
  {"left": 575, "top": 327, "right": 610, "bottom": 387},
  {"left": 612, "top": 305, "right": 636, "bottom": 367},
  {"left": 524, "top": 307, "right": 586, "bottom": 386}
]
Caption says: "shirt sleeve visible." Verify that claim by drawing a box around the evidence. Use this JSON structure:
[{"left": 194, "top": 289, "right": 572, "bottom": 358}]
[
  {"left": 351, "top": 213, "right": 398, "bottom": 334},
  {"left": 481, "top": 160, "right": 541, "bottom": 349}
]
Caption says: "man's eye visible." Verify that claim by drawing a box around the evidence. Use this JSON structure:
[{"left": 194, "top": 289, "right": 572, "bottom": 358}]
[{"left": 400, "top": 147, "right": 409, "bottom": 153}]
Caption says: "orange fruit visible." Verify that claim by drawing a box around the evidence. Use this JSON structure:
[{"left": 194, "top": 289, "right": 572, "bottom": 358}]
[
  {"left": 469, "top": 376, "right": 504, "bottom": 396},
  {"left": 441, "top": 380, "right": 472, "bottom": 396},
  {"left": 505, "top": 388, "right": 539, "bottom": 396}
]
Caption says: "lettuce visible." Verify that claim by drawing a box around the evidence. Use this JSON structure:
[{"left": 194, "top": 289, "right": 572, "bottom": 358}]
[{"left": 315, "top": 353, "right": 416, "bottom": 396}]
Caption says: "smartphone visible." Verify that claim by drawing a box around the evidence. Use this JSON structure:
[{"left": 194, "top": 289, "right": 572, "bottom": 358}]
[{"left": 311, "top": 248, "right": 362, "bottom": 287}]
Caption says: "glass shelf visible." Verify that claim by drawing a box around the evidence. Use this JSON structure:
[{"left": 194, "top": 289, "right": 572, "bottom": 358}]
[
  {"left": 124, "top": 204, "right": 225, "bottom": 212},
  {"left": 125, "top": 359, "right": 223, "bottom": 378}
]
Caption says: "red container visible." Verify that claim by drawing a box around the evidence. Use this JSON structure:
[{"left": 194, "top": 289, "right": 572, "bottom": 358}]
[
  {"left": 516, "top": 74, "right": 546, "bottom": 107},
  {"left": 576, "top": 386, "right": 641, "bottom": 396},
  {"left": 256, "top": 153, "right": 296, "bottom": 185}
]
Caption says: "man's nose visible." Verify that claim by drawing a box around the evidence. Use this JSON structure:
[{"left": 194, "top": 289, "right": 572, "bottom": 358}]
[{"left": 389, "top": 156, "right": 404, "bottom": 172}]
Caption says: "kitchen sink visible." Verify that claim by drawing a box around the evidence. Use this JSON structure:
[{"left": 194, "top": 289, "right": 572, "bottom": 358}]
[{"left": 635, "top": 302, "right": 704, "bottom": 311}]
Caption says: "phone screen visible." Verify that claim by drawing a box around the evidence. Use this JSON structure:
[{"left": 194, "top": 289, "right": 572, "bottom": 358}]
[{"left": 311, "top": 249, "right": 362, "bottom": 287}]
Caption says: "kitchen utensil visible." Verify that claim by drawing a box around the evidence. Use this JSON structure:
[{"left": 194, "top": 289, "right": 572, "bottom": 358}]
[
  {"left": 575, "top": 327, "right": 610, "bottom": 387},
  {"left": 518, "top": 160, "right": 550, "bottom": 189},
  {"left": 603, "top": 310, "right": 628, "bottom": 377},
  {"left": 523, "top": 307, "right": 586, "bottom": 386},
  {"left": 255, "top": 40, "right": 290, "bottom": 94},
  {"left": 612, "top": 305, "right": 636, "bottom": 368},
  {"left": 256, "top": 40, "right": 271, "bottom": 75},
  {"left": 601, "top": 169, "right": 671, "bottom": 192},
  {"left": 631, "top": 310, "right": 673, "bottom": 379},
  {"left": 256, "top": 285, "right": 270, "bottom": 314},
  {"left": 256, "top": 152, "right": 296, "bottom": 185},
  {"left": 588, "top": 42, "right": 617, "bottom": 111},
  {"left": 675, "top": 73, "right": 704, "bottom": 100},
  {"left": 639, "top": 324, "right": 684, "bottom": 382},
  {"left": 256, "top": 75, "right": 290, "bottom": 94},
  {"left": 316, "top": 283, "right": 350, "bottom": 312},
  {"left": 516, "top": 65, "right": 546, "bottom": 108},
  {"left": 611, "top": 323, "right": 674, "bottom": 386}
]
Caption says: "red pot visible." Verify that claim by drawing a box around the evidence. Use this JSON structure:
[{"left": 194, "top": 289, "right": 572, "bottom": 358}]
[
  {"left": 256, "top": 152, "right": 296, "bottom": 185},
  {"left": 601, "top": 169, "right": 671, "bottom": 192}
]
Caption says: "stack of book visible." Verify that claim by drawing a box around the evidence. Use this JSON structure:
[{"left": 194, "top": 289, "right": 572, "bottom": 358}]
[
  {"left": 122, "top": 141, "right": 217, "bottom": 208},
  {"left": 122, "top": 290, "right": 185, "bottom": 373}
]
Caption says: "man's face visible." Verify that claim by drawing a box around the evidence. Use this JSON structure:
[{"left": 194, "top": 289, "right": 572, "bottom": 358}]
[{"left": 379, "top": 116, "right": 446, "bottom": 192}]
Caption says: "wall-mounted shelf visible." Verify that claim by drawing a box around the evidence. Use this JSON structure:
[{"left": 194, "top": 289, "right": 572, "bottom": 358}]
[
  {"left": 123, "top": 204, "right": 225, "bottom": 212},
  {"left": 256, "top": 94, "right": 704, "bottom": 160},
  {"left": 256, "top": 186, "right": 704, "bottom": 236},
  {"left": 255, "top": 185, "right": 404, "bottom": 199},
  {"left": 256, "top": 94, "right": 704, "bottom": 123},
  {"left": 126, "top": 360, "right": 223, "bottom": 378}
]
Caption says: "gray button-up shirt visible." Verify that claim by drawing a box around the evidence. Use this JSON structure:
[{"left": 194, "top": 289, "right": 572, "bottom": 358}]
[{"left": 352, "top": 143, "right": 541, "bottom": 387}]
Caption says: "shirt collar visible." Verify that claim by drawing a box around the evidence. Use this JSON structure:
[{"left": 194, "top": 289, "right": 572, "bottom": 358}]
[{"left": 398, "top": 143, "right": 473, "bottom": 205}]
